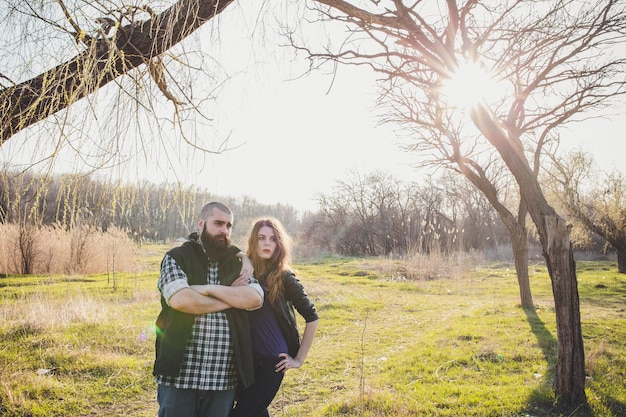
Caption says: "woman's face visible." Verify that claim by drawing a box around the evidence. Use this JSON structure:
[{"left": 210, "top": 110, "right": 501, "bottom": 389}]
[{"left": 256, "top": 225, "right": 277, "bottom": 261}]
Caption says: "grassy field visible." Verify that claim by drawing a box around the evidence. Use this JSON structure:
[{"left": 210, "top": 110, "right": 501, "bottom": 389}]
[{"left": 0, "top": 246, "right": 624, "bottom": 416}]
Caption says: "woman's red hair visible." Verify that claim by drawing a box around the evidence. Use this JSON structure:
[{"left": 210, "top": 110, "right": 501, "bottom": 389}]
[{"left": 246, "top": 218, "right": 292, "bottom": 303}]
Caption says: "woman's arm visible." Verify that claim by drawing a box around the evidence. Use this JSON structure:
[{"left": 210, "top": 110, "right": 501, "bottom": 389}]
[
  {"left": 294, "top": 319, "right": 319, "bottom": 365},
  {"left": 276, "top": 319, "right": 319, "bottom": 373},
  {"left": 283, "top": 271, "right": 319, "bottom": 323},
  {"left": 236, "top": 251, "right": 253, "bottom": 281}
]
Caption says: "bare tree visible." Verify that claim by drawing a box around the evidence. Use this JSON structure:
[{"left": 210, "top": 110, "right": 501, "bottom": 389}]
[
  {"left": 301, "top": 0, "right": 626, "bottom": 405},
  {"left": 547, "top": 151, "right": 626, "bottom": 273},
  {"left": 438, "top": 170, "right": 509, "bottom": 254},
  {"left": 310, "top": 171, "right": 476, "bottom": 257}
]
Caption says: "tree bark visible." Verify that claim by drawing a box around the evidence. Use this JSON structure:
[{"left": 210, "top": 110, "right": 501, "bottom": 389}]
[
  {"left": 543, "top": 215, "right": 586, "bottom": 403},
  {"left": 617, "top": 245, "right": 626, "bottom": 274},
  {"left": 471, "top": 104, "right": 586, "bottom": 404},
  {"left": 510, "top": 224, "right": 533, "bottom": 309},
  {"left": 0, "top": 0, "right": 236, "bottom": 145}
]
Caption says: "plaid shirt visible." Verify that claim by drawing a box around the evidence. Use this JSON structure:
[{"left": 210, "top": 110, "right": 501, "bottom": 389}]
[{"left": 155, "top": 254, "right": 237, "bottom": 390}]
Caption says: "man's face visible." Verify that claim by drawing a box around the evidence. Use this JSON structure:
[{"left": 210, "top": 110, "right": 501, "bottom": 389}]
[{"left": 199, "top": 208, "right": 233, "bottom": 255}]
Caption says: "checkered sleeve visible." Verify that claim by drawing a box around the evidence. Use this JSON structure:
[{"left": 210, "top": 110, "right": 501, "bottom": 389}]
[
  {"left": 246, "top": 277, "right": 264, "bottom": 310},
  {"left": 158, "top": 254, "right": 190, "bottom": 304}
]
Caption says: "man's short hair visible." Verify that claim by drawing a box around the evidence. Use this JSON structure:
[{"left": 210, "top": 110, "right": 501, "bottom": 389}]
[{"left": 200, "top": 202, "right": 232, "bottom": 221}]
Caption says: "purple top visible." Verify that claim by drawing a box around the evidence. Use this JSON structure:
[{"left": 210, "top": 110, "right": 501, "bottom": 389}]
[{"left": 248, "top": 295, "right": 288, "bottom": 358}]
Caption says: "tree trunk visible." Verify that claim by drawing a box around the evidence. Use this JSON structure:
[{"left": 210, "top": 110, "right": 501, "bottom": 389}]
[
  {"left": 510, "top": 225, "right": 533, "bottom": 309},
  {"left": 617, "top": 245, "right": 626, "bottom": 274},
  {"left": 542, "top": 215, "right": 586, "bottom": 403},
  {"left": 471, "top": 105, "right": 586, "bottom": 405}
]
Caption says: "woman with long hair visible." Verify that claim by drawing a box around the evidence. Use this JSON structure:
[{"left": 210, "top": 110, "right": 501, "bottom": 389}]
[{"left": 230, "top": 218, "right": 319, "bottom": 417}]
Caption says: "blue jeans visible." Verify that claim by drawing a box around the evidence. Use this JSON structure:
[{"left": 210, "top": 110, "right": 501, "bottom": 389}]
[{"left": 157, "top": 384, "right": 236, "bottom": 417}]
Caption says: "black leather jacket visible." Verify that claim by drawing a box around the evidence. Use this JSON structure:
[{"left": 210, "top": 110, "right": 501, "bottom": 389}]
[{"left": 266, "top": 270, "right": 319, "bottom": 357}]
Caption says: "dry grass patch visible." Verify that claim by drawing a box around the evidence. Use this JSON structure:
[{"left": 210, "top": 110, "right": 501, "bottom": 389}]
[{"left": 0, "top": 223, "right": 140, "bottom": 275}]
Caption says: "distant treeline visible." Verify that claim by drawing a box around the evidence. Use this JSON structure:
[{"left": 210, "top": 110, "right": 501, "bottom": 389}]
[
  {"left": 0, "top": 169, "right": 606, "bottom": 271},
  {"left": 0, "top": 169, "right": 301, "bottom": 247}
]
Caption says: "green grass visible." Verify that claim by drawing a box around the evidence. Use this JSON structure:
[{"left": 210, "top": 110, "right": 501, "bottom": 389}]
[{"left": 0, "top": 254, "right": 624, "bottom": 416}]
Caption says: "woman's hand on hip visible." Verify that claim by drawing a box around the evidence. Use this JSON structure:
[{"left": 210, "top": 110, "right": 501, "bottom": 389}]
[{"left": 275, "top": 353, "right": 301, "bottom": 373}]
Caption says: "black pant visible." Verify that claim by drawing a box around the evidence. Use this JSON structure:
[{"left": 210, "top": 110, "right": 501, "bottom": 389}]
[{"left": 230, "top": 355, "right": 284, "bottom": 417}]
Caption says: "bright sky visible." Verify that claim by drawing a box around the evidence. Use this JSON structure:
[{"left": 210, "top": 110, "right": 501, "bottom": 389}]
[
  {"left": 1, "top": 2, "right": 624, "bottom": 212},
  {"left": 156, "top": 2, "right": 420, "bottom": 211},
  {"left": 184, "top": 55, "right": 419, "bottom": 212}
]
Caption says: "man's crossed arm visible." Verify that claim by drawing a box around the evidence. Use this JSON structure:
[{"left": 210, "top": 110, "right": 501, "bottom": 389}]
[{"left": 168, "top": 279, "right": 263, "bottom": 314}]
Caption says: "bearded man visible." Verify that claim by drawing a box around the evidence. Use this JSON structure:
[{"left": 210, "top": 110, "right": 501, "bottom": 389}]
[{"left": 153, "top": 202, "right": 264, "bottom": 417}]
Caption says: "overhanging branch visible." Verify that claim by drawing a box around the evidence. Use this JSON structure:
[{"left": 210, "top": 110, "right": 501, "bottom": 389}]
[{"left": 0, "top": 0, "right": 235, "bottom": 145}]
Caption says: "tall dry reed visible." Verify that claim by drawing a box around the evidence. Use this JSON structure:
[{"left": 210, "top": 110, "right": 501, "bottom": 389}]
[{"left": 0, "top": 224, "right": 138, "bottom": 275}]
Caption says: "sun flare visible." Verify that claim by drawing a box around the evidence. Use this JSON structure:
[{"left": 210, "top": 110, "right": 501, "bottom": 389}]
[{"left": 440, "top": 61, "right": 500, "bottom": 110}]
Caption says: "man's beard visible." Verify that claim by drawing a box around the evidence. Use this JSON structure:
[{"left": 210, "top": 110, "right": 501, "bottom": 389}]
[{"left": 200, "top": 224, "right": 231, "bottom": 260}]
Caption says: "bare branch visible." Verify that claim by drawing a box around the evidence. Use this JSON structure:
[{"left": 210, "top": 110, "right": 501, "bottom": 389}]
[{"left": 0, "top": 0, "right": 236, "bottom": 145}]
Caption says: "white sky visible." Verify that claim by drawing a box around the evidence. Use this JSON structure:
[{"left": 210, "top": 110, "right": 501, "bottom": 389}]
[
  {"left": 185, "top": 57, "right": 418, "bottom": 212},
  {"left": 1, "top": 1, "right": 624, "bottom": 212},
  {"left": 157, "top": 2, "right": 420, "bottom": 211}
]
